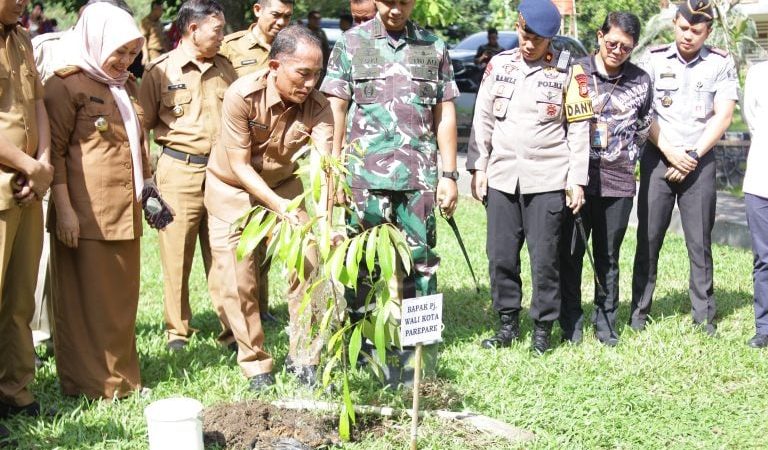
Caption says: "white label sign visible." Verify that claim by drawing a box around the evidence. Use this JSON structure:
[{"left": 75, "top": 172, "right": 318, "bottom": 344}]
[{"left": 400, "top": 294, "right": 443, "bottom": 346}]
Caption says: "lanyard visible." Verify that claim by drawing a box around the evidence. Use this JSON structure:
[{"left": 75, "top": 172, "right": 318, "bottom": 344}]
[{"left": 591, "top": 74, "right": 621, "bottom": 116}]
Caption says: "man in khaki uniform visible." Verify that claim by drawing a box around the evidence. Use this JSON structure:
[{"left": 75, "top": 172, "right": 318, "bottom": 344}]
[
  {"left": 205, "top": 25, "right": 332, "bottom": 391},
  {"left": 218, "top": 0, "right": 293, "bottom": 322},
  {"left": 0, "top": 0, "right": 53, "bottom": 418},
  {"left": 141, "top": 1, "right": 171, "bottom": 65},
  {"left": 219, "top": 0, "right": 293, "bottom": 78},
  {"left": 139, "top": 0, "right": 236, "bottom": 350}
]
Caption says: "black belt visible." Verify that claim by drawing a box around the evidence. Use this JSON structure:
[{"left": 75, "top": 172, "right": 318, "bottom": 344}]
[{"left": 162, "top": 146, "right": 209, "bottom": 165}]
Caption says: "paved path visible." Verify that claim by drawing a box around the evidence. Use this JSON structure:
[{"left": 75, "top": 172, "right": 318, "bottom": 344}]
[{"left": 452, "top": 153, "right": 750, "bottom": 249}]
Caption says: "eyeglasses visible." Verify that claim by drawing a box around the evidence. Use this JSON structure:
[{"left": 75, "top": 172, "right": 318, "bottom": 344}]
[{"left": 603, "top": 40, "right": 634, "bottom": 55}]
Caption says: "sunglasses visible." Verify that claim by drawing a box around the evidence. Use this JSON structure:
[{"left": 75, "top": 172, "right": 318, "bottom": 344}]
[{"left": 603, "top": 39, "right": 634, "bottom": 55}]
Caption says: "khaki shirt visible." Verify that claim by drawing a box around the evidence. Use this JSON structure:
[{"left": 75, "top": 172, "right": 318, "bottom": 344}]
[
  {"left": 467, "top": 48, "right": 590, "bottom": 194},
  {"left": 206, "top": 69, "right": 333, "bottom": 223},
  {"left": 0, "top": 23, "right": 44, "bottom": 210},
  {"left": 139, "top": 48, "right": 237, "bottom": 156},
  {"left": 45, "top": 68, "right": 150, "bottom": 240},
  {"left": 219, "top": 24, "right": 271, "bottom": 78},
  {"left": 141, "top": 15, "right": 170, "bottom": 60}
]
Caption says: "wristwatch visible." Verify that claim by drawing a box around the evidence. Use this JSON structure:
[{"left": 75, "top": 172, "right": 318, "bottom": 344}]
[
  {"left": 442, "top": 170, "right": 459, "bottom": 181},
  {"left": 686, "top": 149, "right": 700, "bottom": 162}
]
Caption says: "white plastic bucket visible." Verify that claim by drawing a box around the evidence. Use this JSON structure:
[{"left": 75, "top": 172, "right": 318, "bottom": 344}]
[{"left": 144, "top": 397, "right": 204, "bottom": 450}]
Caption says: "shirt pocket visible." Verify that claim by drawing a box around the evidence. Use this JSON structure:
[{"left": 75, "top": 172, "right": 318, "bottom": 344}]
[
  {"left": 161, "top": 89, "right": 193, "bottom": 123},
  {"left": 536, "top": 89, "right": 563, "bottom": 123},
  {"left": 81, "top": 102, "right": 114, "bottom": 137},
  {"left": 492, "top": 81, "right": 515, "bottom": 120},
  {"left": 352, "top": 76, "right": 388, "bottom": 105},
  {"left": 283, "top": 124, "right": 309, "bottom": 155},
  {"left": 410, "top": 66, "right": 440, "bottom": 106},
  {"left": 695, "top": 78, "right": 717, "bottom": 116},
  {"left": 21, "top": 66, "right": 37, "bottom": 101}
]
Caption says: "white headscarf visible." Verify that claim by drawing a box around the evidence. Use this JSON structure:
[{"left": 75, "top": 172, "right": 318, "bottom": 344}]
[{"left": 69, "top": 3, "right": 146, "bottom": 199}]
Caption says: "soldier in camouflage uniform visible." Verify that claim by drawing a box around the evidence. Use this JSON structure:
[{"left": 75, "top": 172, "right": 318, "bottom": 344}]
[{"left": 320, "top": 0, "right": 458, "bottom": 319}]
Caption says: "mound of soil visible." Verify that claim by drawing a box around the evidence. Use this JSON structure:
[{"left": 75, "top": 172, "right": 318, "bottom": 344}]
[{"left": 203, "top": 400, "right": 341, "bottom": 449}]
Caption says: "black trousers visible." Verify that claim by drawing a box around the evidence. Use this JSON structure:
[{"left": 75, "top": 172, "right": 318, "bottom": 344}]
[
  {"left": 559, "top": 195, "right": 634, "bottom": 340},
  {"left": 631, "top": 146, "right": 716, "bottom": 326},
  {"left": 487, "top": 187, "right": 565, "bottom": 322}
]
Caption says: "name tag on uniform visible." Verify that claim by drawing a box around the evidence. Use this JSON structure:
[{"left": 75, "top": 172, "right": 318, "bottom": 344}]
[
  {"left": 240, "top": 59, "right": 257, "bottom": 66},
  {"left": 248, "top": 120, "right": 268, "bottom": 130},
  {"left": 89, "top": 96, "right": 105, "bottom": 104},
  {"left": 167, "top": 83, "right": 187, "bottom": 91}
]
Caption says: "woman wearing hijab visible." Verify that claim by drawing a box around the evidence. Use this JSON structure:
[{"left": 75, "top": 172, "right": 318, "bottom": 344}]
[{"left": 44, "top": 2, "right": 150, "bottom": 399}]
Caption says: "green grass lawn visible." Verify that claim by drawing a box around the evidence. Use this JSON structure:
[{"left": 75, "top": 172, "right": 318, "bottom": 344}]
[{"left": 5, "top": 198, "right": 765, "bottom": 449}]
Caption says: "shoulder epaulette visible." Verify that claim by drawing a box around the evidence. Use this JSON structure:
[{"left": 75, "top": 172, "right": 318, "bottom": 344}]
[
  {"left": 54, "top": 66, "right": 81, "bottom": 78},
  {"left": 497, "top": 48, "right": 518, "bottom": 57},
  {"left": 223, "top": 30, "right": 249, "bottom": 43},
  {"left": 144, "top": 52, "right": 170, "bottom": 72},
  {"left": 649, "top": 44, "right": 670, "bottom": 53},
  {"left": 707, "top": 46, "right": 729, "bottom": 57},
  {"left": 556, "top": 49, "right": 571, "bottom": 72}
]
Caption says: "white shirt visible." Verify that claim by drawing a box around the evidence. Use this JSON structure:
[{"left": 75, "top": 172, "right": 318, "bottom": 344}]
[{"left": 743, "top": 61, "right": 768, "bottom": 198}]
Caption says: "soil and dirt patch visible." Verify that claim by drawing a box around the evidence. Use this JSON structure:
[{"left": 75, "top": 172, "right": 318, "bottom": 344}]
[{"left": 202, "top": 400, "right": 383, "bottom": 449}]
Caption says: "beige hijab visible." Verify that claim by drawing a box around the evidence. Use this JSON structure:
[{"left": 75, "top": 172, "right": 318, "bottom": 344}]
[{"left": 69, "top": 3, "right": 146, "bottom": 199}]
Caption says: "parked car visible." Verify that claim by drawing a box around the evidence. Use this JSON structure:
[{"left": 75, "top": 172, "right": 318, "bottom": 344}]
[
  {"left": 449, "top": 31, "right": 589, "bottom": 151},
  {"left": 320, "top": 18, "right": 343, "bottom": 49}
]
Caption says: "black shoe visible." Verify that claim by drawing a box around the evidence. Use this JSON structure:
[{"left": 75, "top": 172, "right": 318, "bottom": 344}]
[
  {"left": 694, "top": 322, "right": 717, "bottom": 337},
  {"left": 167, "top": 340, "right": 187, "bottom": 351},
  {"left": 597, "top": 334, "right": 619, "bottom": 347},
  {"left": 629, "top": 320, "right": 646, "bottom": 332},
  {"left": 248, "top": 373, "right": 275, "bottom": 392},
  {"left": 748, "top": 333, "right": 768, "bottom": 348},
  {"left": 481, "top": 313, "right": 520, "bottom": 349},
  {"left": 260, "top": 312, "right": 280, "bottom": 324},
  {"left": 227, "top": 342, "right": 238, "bottom": 354},
  {"left": 285, "top": 356, "right": 319, "bottom": 387},
  {"left": 531, "top": 321, "right": 553, "bottom": 355},
  {"left": 561, "top": 328, "right": 583, "bottom": 345},
  {"left": 0, "top": 401, "right": 40, "bottom": 419}
]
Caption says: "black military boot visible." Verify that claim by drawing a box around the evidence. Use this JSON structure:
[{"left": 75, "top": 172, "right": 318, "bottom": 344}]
[
  {"left": 481, "top": 312, "right": 520, "bottom": 349},
  {"left": 531, "top": 321, "right": 553, "bottom": 355}
]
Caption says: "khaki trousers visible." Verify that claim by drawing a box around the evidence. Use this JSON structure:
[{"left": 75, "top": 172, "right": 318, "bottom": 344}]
[
  {"left": 207, "top": 177, "right": 321, "bottom": 377},
  {"left": 50, "top": 237, "right": 141, "bottom": 399},
  {"left": 156, "top": 154, "right": 212, "bottom": 343},
  {"left": 0, "top": 202, "right": 43, "bottom": 406}
]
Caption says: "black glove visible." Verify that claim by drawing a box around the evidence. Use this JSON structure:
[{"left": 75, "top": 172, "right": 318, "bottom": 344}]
[{"left": 141, "top": 183, "right": 174, "bottom": 229}]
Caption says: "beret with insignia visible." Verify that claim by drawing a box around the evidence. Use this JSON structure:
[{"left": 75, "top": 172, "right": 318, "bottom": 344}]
[
  {"left": 517, "top": 0, "right": 561, "bottom": 39},
  {"left": 677, "top": 0, "right": 714, "bottom": 25}
]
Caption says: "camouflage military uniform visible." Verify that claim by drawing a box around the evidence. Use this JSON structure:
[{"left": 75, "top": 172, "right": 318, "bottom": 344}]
[{"left": 320, "top": 16, "right": 458, "bottom": 298}]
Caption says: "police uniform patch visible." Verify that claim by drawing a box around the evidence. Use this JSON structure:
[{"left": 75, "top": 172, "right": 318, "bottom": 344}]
[
  {"left": 575, "top": 73, "right": 588, "bottom": 98},
  {"left": 503, "top": 64, "right": 516, "bottom": 75},
  {"left": 543, "top": 67, "right": 559, "bottom": 79},
  {"left": 546, "top": 104, "right": 558, "bottom": 117}
]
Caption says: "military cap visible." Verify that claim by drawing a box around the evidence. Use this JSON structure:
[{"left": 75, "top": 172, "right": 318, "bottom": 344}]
[
  {"left": 677, "top": 0, "right": 715, "bottom": 25},
  {"left": 517, "top": 0, "right": 561, "bottom": 39}
]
